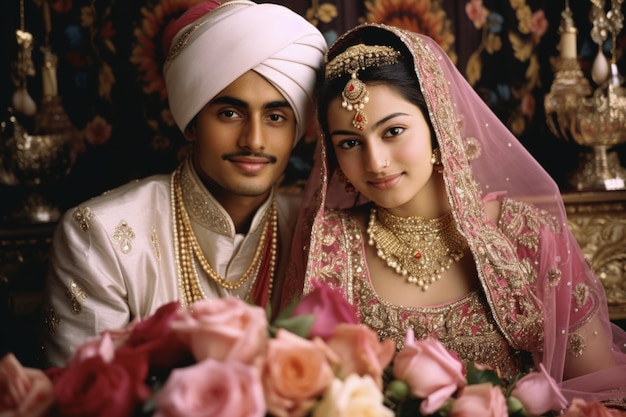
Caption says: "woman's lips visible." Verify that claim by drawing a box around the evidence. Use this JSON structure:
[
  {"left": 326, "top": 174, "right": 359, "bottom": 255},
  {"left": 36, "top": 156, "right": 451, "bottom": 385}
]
[{"left": 368, "top": 173, "right": 402, "bottom": 190}]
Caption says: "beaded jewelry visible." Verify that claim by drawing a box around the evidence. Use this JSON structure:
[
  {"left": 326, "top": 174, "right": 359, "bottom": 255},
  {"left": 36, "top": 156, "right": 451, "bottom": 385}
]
[
  {"left": 172, "top": 165, "right": 277, "bottom": 308},
  {"left": 325, "top": 44, "right": 401, "bottom": 130},
  {"left": 367, "top": 207, "right": 467, "bottom": 291}
]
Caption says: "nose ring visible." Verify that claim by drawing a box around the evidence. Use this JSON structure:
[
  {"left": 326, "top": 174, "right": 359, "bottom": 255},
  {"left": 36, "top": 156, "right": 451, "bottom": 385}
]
[{"left": 383, "top": 159, "right": 390, "bottom": 168}]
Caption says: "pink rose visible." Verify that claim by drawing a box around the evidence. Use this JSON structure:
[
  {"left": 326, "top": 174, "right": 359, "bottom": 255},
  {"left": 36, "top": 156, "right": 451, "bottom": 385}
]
[
  {"left": 393, "top": 331, "right": 466, "bottom": 414},
  {"left": 561, "top": 398, "right": 626, "bottom": 417},
  {"left": 450, "top": 383, "right": 508, "bottom": 417},
  {"left": 53, "top": 353, "right": 150, "bottom": 417},
  {"left": 106, "top": 317, "right": 139, "bottom": 348},
  {"left": 66, "top": 332, "right": 116, "bottom": 366},
  {"left": 291, "top": 280, "right": 358, "bottom": 339},
  {"left": 325, "top": 323, "right": 395, "bottom": 388},
  {"left": 0, "top": 353, "right": 54, "bottom": 417},
  {"left": 154, "top": 358, "right": 265, "bottom": 417},
  {"left": 511, "top": 363, "right": 568, "bottom": 416},
  {"left": 116, "top": 301, "right": 190, "bottom": 370},
  {"left": 171, "top": 297, "right": 268, "bottom": 364},
  {"left": 263, "top": 329, "right": 334, "bottom": 417}
]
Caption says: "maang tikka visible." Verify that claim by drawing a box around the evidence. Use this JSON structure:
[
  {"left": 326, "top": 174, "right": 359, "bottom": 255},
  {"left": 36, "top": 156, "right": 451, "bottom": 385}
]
[{"left": 325, "top": 44, "right": 401, "bottom": 131}]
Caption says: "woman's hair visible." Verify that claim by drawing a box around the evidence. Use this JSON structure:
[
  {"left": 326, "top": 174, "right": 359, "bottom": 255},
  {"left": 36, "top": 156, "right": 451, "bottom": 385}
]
[{"left": 317, "top": 48, "right": 437, "bottom": 173}]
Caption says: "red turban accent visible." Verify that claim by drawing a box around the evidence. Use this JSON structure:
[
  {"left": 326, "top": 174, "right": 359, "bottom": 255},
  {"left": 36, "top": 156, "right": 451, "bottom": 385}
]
[{"left": 162, "top": 0, "right": 221, "bottom": 55}]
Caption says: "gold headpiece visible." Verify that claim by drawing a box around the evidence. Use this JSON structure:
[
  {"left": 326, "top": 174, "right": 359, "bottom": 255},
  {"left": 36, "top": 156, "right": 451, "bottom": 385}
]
[{"left": 325, "top": 44, "right": 401, "bottom": 130}]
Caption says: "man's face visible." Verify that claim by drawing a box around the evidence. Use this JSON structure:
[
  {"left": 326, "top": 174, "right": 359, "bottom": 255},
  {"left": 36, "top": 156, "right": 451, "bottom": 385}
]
[{"left": 186, "top": 70, "right": 296, "bottom": 207}]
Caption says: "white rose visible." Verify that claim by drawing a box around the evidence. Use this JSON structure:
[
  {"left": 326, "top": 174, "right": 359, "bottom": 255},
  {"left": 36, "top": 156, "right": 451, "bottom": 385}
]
[{"left": 312, "top": 375, "right": 394, "bottom": 417}]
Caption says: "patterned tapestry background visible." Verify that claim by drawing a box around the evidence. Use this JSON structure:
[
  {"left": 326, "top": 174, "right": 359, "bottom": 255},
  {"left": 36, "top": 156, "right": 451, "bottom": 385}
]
[{"left": 1, "top": 0, "right": 625, "bottom": 214}]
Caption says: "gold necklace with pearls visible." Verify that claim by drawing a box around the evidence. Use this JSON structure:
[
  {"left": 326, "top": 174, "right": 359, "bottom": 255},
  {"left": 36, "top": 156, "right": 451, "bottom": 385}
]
[
  {"left": 366, "top": 206, "right": 467, "bottom": 291},
  {"left": 172, "top": 165, "right": 277, "bottom": 308}
]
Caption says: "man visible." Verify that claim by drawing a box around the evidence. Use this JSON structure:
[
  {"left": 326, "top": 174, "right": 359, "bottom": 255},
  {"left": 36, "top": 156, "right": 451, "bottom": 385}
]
[{"left": 41, "top": 0, "right": 327, "bottom": 367}]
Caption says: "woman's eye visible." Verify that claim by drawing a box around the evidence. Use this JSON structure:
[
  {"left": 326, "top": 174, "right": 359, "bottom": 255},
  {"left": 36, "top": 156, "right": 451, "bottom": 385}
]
[
  {"left": 385, "top": 126, "right": 405, "bottom": 137},
  {"left": 337, "top": 139, "right": 360, "bottom": 149}
]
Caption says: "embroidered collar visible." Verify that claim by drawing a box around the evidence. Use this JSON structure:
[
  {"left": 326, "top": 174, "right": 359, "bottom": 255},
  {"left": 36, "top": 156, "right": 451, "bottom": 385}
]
[{"left": 179, "top": 157, "right": 274, "bottom": 238}]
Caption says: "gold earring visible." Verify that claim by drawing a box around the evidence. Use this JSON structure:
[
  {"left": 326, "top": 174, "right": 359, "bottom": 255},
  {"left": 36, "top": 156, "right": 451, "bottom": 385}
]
[
  {"left": 431, "top": 148, "right": 443, "bottom": 173},
  {"left": 337, "top": 168, "right": 356, "bottom": 193}
]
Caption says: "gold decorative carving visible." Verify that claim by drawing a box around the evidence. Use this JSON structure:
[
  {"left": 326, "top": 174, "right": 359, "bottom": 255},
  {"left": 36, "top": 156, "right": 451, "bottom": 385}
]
[{"left": 563, "top": 191, "right": 626, "bottom": 319}]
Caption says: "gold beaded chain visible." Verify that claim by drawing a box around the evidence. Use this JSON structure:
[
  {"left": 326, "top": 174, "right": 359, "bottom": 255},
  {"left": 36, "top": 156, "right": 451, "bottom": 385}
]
[
  {"left": 366, "top": 207, "right": 468, "bottom": 291},
  {"left": 172, "top": 165, "right": 277, "bottom": 307}
]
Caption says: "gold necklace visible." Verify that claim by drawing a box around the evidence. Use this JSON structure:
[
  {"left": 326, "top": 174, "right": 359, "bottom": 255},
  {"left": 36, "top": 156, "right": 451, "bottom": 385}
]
[
  {"left": 172, "top": 165, "right": 277, "bottom": 308},
  {"left": 366, "top": 207, "right": 468, "bottom": 291}
]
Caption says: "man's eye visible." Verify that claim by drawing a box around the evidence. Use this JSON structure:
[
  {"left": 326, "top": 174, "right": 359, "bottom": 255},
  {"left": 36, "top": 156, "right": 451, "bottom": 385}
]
[{"left": 268, "top": 114, "right": 285, "bottom": 122}]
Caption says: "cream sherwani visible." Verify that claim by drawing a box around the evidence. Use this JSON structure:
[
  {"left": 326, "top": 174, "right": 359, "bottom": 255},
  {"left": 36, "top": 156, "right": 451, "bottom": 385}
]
[{"left": 42, "top": 158, "right": 300, "bottom": 366}]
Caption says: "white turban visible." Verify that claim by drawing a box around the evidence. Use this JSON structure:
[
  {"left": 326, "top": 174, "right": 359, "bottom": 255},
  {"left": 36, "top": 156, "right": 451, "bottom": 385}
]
[{"left": 163, "top": 0, "right": 327, "bottom": 143}]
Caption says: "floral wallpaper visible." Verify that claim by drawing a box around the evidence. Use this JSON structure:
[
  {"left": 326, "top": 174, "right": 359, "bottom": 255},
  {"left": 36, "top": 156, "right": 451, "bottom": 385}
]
[{"left": 0, "top": 0, "right": 625, "bottom": 210}]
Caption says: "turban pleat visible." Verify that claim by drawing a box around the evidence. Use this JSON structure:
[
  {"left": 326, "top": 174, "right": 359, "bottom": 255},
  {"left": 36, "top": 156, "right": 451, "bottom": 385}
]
[{"left": 164, "top": 0, "right": 327, "bottom": 143}]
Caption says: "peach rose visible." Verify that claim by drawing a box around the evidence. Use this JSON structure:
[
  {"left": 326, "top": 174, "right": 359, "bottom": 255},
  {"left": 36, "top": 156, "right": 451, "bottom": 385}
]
[
  {"left": 291, "top": 280, "right": 359, "bottom": 340},
  {"left": 171, "top": 297, "right": 268, "bottom": 365},
  {"left": 0, "top": 353, "right": 54, "bottom": 417},
  {"left": 312, "top": 374, "right": 394, "bottom": 417},
  {"left": 511, "top": 363, "right": 568, "bottom": 416},
  {"left": 450, "top": 383, "right": 508, "bottom": 417},
  {"left": 263, "top": 329, "right": 334, "bottom": 417},
  {"left": 325, "top": 323, "right": 395, "bottom": 387},
  {"left": 393, "top": 330, "right": 466, "bottom": 414},
  {"left": 154, "top": 358, "right": 265, "bottom": 417}
]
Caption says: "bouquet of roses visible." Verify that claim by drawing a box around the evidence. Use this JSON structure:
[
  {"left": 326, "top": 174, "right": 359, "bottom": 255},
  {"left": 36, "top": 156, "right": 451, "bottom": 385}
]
[{"left": 1, "top": 280, "right": 624, "bottom": 417}]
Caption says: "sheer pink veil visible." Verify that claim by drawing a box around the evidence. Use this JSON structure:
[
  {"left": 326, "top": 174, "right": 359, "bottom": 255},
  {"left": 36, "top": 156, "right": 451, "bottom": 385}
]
[{"left": 284, "top": 23, "right": 626, "bottom": 401}]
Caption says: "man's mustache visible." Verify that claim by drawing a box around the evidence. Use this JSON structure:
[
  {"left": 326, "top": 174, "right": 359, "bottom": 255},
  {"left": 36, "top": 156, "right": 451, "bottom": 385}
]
[{"left": 222, "top": 151, "right": 277, "bottom": 163}]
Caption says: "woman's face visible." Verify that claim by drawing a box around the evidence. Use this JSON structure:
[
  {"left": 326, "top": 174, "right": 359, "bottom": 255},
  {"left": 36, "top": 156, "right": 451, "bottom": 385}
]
[{"left": 327, "top": 83, "right": 437, "bottom": 216}]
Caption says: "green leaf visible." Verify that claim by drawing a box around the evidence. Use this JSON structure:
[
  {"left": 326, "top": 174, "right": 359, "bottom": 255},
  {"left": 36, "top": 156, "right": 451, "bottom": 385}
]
[
  {"left": 269, "top": 314, "right": 315, "bottom": 338},
  {"left": 465, "top": 362, "right": 502, "bottom": 386}
]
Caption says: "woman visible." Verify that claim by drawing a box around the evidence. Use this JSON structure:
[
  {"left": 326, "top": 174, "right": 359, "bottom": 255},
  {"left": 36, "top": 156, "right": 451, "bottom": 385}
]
[{"left": 282, "top": 23, "right": 626, "bottom": 404}]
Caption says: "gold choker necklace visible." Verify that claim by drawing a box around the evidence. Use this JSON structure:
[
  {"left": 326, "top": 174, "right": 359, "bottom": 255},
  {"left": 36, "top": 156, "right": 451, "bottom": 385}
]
[
  {"left": 366, "top": 207, "right": 468, "bottom": 291},
  {"left": 172, "top": 165, "right": 277, "bottom": 308}
]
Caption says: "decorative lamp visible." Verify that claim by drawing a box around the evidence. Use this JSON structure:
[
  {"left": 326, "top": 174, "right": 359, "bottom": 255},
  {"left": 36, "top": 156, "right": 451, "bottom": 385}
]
[{"left": 545, "top": 0, "right": 626, "bottom": 191}]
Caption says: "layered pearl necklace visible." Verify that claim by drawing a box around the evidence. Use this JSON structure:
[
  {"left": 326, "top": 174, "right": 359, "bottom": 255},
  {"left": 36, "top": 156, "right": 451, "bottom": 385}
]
[
  {"left": 172, "top": 165, "right": 277, "bottom": 308},
  {"left": 366, "top": 207, "right": 468, "bottom": 291}
]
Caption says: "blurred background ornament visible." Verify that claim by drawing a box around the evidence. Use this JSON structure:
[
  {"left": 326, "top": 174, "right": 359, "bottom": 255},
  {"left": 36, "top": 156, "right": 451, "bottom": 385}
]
[
  {"left": 545, "top": 0, "right": 626, "bottom": 191},
  {"left": 11, "top": 0, "right": 36, "bottom": 117},
  {"left": 0, "top": 0, "right": 80, "bottom": 224}
]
